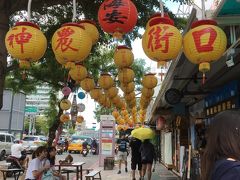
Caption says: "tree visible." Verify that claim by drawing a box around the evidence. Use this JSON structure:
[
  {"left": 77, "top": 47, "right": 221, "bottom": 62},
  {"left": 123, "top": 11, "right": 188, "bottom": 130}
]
[{"left": 1, "top": 0, "right": 188, "bottom": 145}]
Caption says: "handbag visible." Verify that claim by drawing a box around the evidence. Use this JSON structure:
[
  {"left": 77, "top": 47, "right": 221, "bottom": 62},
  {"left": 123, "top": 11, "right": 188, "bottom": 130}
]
[{"left": 41, "top": 169, "right": 54, "bottom": 180}]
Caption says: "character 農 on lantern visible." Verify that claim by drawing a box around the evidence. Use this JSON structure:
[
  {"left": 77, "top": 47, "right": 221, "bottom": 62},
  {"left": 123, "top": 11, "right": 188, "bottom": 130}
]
[
  {"left": 98, "top": 0, "right": 138, "bottom": 39},
  {"left": 5, "top": 22, "right": 47, "bottom": 70},
  {"left": 142, "top": 17, "right": 182, "bottom": 67},
  {"left": 183, "top": 20, "right": 227, "bottom": 83},
  {"left": 52, "top": 23, "right": 92, "bottom": 68}
]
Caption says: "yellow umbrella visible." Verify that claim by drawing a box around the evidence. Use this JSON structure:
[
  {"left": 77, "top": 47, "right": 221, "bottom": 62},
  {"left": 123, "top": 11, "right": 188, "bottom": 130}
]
[{"left": 131, "top": 127, "right": 155, "bottom": 141}]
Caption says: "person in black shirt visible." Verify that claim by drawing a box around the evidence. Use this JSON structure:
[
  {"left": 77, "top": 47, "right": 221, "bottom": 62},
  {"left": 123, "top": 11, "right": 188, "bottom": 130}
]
[
  {"left": 202, "top": 110, "right": 240, "bottom": 180},
  {"left": 129, "top": 137, "right": 142, "bottom": 180},
  {"left": 117, "top": 134, "right": 128, "bottom": 174},
  {"left": 139, "top": 139, "right": 156, "bottom": 180}
]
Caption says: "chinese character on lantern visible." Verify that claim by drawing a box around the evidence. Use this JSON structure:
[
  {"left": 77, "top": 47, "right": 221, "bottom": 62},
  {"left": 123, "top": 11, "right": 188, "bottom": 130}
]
[
  {"left": 55, "top": 27, "right": 78, "bottom": 52},
  {"left": 147, "top": 26, "right": 174, "bottom": 53},
  {"left": 6, "top": 27, "right": 32, "bottom": 53},
  {"left": 104, "top": 0, "right": 125, "bottom": 9},
  {"left": 192, "top": 27, "right": 217, "bottom": 53}
]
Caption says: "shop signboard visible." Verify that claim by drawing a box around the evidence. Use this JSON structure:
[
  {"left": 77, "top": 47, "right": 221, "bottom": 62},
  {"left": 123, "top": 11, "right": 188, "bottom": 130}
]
[
  {"left": 205, "top": 80, "right": 239, "bottom": 117},
  {"left": 99, "top": 115, "right": 115, "bottom": 166}
]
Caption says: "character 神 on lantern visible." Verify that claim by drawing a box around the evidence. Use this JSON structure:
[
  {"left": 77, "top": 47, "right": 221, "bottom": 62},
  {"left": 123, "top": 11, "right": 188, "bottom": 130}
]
[
  {"left": 5, "top": 22, "right": 47, "bottom": 69},
  {"left": 98, "top": 0, "right": 138, "bottom": 39},
  {"left": 142, "top": 17, "right": 182, "bottom": 67},
  {"left": 183, "top": 20, "right": 227, "bottom": 83}
]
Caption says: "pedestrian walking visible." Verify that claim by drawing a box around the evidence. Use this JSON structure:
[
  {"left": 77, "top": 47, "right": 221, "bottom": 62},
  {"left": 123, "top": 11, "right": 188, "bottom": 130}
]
[
  {"left": 139, "top": 139, "right": 156, "bottom": 180},
  {"left": 129, "top": 137, "right": 142, "bottom": 180},
  {"left": 117, "top": 134, "right": 129, "bottom": 174},
  {"left": 202, "top": 110, "right": 240, "bottom": 180}
]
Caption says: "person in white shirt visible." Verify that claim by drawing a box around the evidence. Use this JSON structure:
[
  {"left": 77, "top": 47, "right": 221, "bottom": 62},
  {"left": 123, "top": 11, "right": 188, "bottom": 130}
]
[
  {"left": 11, "top": 141, "right": 29, "bottom": 168},
  {"left": 25, "top": 146, "right": 50, "bottom": 180}
]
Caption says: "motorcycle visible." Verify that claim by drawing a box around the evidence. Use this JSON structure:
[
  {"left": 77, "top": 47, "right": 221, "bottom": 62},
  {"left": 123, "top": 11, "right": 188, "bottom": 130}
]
[
  {"left": 91, "top": 147, "right": 97, "bottom": 155},
  {"left": 82, "top": 148, "right": 88, "bottom": 157}
]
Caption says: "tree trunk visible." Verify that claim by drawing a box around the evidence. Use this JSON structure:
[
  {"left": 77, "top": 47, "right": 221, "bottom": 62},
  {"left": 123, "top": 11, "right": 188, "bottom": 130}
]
[
  {"left": 0, "top": 2, "right": 10, "bottom": 110},
  {"left": 47, "top": 108, "right": 63, "bottom": 146}
]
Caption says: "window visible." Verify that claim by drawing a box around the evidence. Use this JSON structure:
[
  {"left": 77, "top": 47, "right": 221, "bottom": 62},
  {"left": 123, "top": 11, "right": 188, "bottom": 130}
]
[
  {"left": 6, "top": 135, "right": 11, "bottom": 142},
  {"left": 0, "top": 135, "right": 5, "bottom": 142},
  {"left": 23, "top": 136, "right": 38, "bottom": 141}
]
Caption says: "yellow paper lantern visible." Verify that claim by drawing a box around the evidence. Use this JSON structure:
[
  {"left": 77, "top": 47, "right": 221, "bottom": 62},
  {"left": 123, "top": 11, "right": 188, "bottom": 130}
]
[
  {"left": 5, "top": 22, "right": 47, "bottom": 68},
  {"left": 123, "top": 124, "right": 129, "bottom": 131},
  {"left": 69, "top": 63, "right": 87, "bottom": 82},
  {"left": 76, "top": 115, "right": 84, "bottom": 123},
  {"left": 19, "top": 60, "right": 31, "bottom": 69},
  {"left": 183, "top": 20, "right": 227, "bottom": 82},
  {"left": 118, "top": 68, "right": 135, "bottom": 84},
  {"left": 98, "top": 73, "right": 114, "bottom": 90},
  {"left": 98, "top": 94, "right": 108, "bottom": 105},
  {"left": 120, "top": 82, "right": 135, "bottom": 93},
  {"left": 146, "top": 13, "right": 172, "bottom": 29},
  {"left": 60, "top": 114, "right": 70, "bottom": 123},
  {"left": 52, "top": 23, "right": 92, "bottom": 65},
  {"left": 117, "top": 118, "right": 125, "bottom": 125},
  {"left": 90, "top": 87, "right": 102, "bottom": 100},
  {"left": 128, "top": 119, "right": 134, "bottom": 127},
  {"left": 128, "top": 99, "right": 136, "bottom": 108},
  {"left": 121, "top": 109, "right": 128, "bottom": 116},
  {"left": 111, "top": 95, "right": 121, "bottom": 105},
  {"left": 80, "top": 76, "right": 95, "bottom": 92},
  {"left": 114, "top": 46, "right": 134, "bottom": 68},
  {"left": 142, "top": 87, "right": 154, "bottom": 98},
  {"left": 124, "top": 92, "right": 135, "bottom": 102},
  {"left": 117, "top": 125, "right": 124, "bottom": 131},
  {"left": 142, "top": 17, "right": 182, "bottom": 66},
  {"left": 132, "top": 107, "right": 137, "bottom": 114},
  {"left": 112, "top": 110, "right": 120, "bottom": 119},
  {"left": 142, "top": 73, "right": 158, "bottom": 89},
  {"left": 60, "top": 99, "right": 71, "bottom": 110},
  {"left": 78, "top": 20, "right": 99, "bottom": 45},
  {"left": 106, "top": 86, "right": 118, "bottom": 99}
]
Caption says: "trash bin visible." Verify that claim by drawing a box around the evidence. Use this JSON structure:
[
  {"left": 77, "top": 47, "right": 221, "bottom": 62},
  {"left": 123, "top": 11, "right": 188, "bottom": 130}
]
[{"left": 104, "top": 157, "right": 114, "bottom": 170}]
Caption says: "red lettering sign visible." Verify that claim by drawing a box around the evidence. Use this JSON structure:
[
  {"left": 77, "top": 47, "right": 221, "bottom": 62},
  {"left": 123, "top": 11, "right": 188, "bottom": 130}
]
[
  {"left": 147, "top": 26, "right": 174, "bottom": 53},
  {"left": 192, "top": 27, "right": 217, "bottom": 53},
  {"left": 55, "top": 27, "right": 78, "bottom": 52},
  {"left": 7, "top": 27, "right": 32, "bottom": 53}
]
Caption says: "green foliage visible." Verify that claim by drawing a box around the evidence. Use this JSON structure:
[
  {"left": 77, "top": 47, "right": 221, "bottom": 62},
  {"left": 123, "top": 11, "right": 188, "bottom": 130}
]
[
  {"left": 94, "top": 104, "right": 114, "bottom": 123},
  {"left": 24, "top": 116, "right": 49, "bottom": 135}
]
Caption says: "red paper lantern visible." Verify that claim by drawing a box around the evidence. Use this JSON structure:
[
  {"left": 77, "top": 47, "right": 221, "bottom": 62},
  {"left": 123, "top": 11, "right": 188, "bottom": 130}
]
[{"left": 98, "top": 0, "right": 138, "bottom": 39}]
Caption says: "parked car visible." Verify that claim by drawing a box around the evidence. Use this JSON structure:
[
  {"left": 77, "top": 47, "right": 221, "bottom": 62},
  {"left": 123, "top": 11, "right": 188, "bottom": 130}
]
[
  {"left": 0, "top": 133, "right": 15, "bottom": 160},
  {"left": 22, "top": 135, "right": 47, "bottom": 153}
]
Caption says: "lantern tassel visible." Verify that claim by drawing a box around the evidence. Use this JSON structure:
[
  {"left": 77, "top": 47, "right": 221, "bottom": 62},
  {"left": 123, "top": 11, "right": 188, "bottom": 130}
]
[{"left": 202, "top": 73, "right": 206, "bottom": 84}]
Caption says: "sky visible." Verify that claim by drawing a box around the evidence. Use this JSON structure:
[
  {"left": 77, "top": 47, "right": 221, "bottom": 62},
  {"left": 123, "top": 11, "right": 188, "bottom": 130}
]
[{"left": 75, "top": 0, "right": 215, "bottom": 129}]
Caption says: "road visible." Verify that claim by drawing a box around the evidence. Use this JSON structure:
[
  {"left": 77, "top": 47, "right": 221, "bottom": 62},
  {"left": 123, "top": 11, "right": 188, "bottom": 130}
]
[{"left": 0, "top": 152, "right": 99, "bottom": 180}]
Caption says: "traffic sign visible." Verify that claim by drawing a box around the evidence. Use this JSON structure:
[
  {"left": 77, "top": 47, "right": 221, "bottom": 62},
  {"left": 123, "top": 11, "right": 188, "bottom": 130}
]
[{"left": 25, "top": 106, "right": 38, "bottom": 114}]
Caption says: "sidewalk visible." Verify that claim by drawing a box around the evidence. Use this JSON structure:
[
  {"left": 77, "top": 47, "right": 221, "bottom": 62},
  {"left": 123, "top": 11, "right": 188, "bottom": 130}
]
[{"left": 89, "top": 157, "right": 180, "bottom": 180}]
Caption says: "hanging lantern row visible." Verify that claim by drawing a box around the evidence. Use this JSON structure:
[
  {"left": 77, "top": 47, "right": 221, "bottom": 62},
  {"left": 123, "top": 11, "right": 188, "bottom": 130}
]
[{"left": 142, "top": 13, "right": 227, "bottom": 83}]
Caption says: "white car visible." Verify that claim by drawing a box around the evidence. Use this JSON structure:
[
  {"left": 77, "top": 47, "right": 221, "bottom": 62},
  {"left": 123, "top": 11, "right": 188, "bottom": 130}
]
[
  {"left": 22, "top": 135, "right": 47, "bottom": 153},
  {"left": 0, "top": 133, "right": 15, "bottom": 160}
]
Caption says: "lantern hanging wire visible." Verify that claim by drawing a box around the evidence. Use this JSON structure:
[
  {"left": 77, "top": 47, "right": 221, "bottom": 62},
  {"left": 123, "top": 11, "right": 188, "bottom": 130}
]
[
  {"left": 201, "top": 0, "right": 206, "bottom": 19},
  {"left": 27, "top": 0, "right": 32, "bottom": 21},
  {"left": 72, "top": 0, "right": 77, "bottom": 22},
  {"left": 159, "top": 0, "right": 164, "bottom": 17}
]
